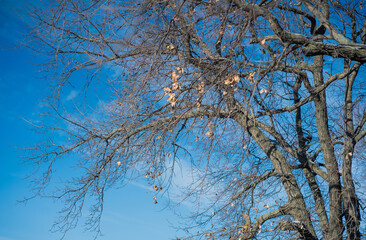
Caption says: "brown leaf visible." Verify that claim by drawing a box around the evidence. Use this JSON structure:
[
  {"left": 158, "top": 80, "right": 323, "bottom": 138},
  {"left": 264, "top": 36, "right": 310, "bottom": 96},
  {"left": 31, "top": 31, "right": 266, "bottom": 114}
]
[{"left": 206, "top": 131, "right": 214, "bottom": 138}]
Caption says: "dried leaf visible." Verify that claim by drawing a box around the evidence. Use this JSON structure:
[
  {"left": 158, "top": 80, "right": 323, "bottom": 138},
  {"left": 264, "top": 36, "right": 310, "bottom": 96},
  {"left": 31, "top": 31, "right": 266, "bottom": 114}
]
[
  {"left": 164, "top": 87, "right": 171, "bottom": 94},
  {"left": 196, "top": 81, "right": 205, "bottom": 95},
  {"left": 171, "top": 71, "right": 179, "bottom": 82},
  {"left": 206, "top": 131, "right": 214, "bottom": 138},
  {"left": 172, "top": 82, "right": 180, "bottom": 91},
  {"left": 166, "top": 44, "right": 174, "bottom": 50},
  {"left": 196, "top": 101, "right": 201, "bottom": 109},
  {"left": 176, "top": 67, "right": 184, "bottom": 74},
  {"left": 167, "top": 93, "right": 177, "bottom": 106},
  {"left": 259, "top": 89, "right": 267, "bottom": 94},
  {"left": 247, "top": 72, "right": 255, "bottom": 84},
  {"left": 224, "top": 74, "right": 240, "bottom": 85}
]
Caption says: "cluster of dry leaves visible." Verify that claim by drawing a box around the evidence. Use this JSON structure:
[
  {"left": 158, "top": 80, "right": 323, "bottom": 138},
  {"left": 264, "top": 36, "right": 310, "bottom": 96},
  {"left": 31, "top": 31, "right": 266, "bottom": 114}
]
[{"left": 164, "top": 67, "right": 183, "bottom": 106}]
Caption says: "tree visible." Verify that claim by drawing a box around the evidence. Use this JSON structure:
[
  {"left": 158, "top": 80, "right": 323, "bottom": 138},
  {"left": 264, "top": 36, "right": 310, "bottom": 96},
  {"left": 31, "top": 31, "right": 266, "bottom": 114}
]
[{"left": 26, "top": 0, "right": 366, "bottom": 239}]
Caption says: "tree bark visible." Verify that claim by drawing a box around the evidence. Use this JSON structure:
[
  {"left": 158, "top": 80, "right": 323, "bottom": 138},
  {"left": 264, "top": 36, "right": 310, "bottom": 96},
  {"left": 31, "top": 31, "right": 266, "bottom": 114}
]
[
  {"left": 312, "top": 55, "right": 343, "bottom": 239},
  {"left": 234, "top": 111, "right": 317, "bottom": 239}
]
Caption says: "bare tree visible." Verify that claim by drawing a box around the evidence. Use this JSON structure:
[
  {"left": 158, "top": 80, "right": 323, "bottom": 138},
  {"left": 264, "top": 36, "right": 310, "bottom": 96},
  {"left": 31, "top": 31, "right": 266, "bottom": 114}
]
[{"left": 25, "top": 0, "right": 366, "bottom": 239}]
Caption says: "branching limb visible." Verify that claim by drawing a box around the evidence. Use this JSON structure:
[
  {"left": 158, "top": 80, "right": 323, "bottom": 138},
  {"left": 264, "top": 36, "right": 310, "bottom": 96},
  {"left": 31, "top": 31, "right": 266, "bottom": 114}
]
[{"left": 232, "top": 169, "right": 276, "bottom": 201}]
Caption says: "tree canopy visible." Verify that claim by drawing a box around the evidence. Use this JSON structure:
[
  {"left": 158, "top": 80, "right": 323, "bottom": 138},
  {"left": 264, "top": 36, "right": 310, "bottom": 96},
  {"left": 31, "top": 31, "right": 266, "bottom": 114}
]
[{"left": 27, "top": 0, "right": 366, "bottom": 239}]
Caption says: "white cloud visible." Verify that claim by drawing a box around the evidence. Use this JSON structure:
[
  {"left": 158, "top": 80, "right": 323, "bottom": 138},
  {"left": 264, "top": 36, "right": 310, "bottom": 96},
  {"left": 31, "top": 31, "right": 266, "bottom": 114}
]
[
  {"left": 130, "top": 181, "right": 153, "bottom": 191},
  {"left": 127, "top": 158, "right": 213, "bottom": 209},
  {"left": 0, "top": 236, "right": 18, "bottom": 240},
  {"left": 65, "top": 90, "right": 79, "bottom": 101},
  {"left": 162, "top": 158, "right": 223, "bottom": 210}
]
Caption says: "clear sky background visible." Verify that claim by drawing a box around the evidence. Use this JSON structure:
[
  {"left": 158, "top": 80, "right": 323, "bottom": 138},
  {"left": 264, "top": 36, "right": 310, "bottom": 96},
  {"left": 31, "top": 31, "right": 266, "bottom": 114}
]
[{"left": 0, "top": 1, "right": 184, "bottom": 239}]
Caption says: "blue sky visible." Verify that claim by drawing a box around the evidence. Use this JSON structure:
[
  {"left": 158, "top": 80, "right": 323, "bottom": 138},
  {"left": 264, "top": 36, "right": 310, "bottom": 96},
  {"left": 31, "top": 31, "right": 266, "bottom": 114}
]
[{"left": 0, "top": 1, "right": 184, "bottom": 239}]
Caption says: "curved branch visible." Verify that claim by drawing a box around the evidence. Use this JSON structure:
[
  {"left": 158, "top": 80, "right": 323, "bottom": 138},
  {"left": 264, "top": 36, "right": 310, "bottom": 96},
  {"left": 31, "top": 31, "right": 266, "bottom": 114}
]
[
  {"left": 303, "top": 43, "right": 366, "bottom": 62},
  {"left": 232, "top": 169, "right": 277, "bottom": 201},
  {"left": 239, "top": 205, "right": 289, "bottom": 240}
]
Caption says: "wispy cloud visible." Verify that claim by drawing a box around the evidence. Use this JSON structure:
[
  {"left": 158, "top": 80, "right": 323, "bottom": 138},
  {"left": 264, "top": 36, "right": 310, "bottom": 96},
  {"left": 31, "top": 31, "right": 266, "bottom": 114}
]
[
  {"left": 65, "top": 90, "right": 79, "bottom": 101},
  {"left": 0, "top": 236, "right": 18, "bottom": 240},
  {"left": 128, "top": 159, "right": 209, "bottom": 209},
  {"left": 160, "top": 158, "right": 223, "bottom": 210},
  {"left": 130, "top": 181, "right": 153, "bottom": 191}
]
